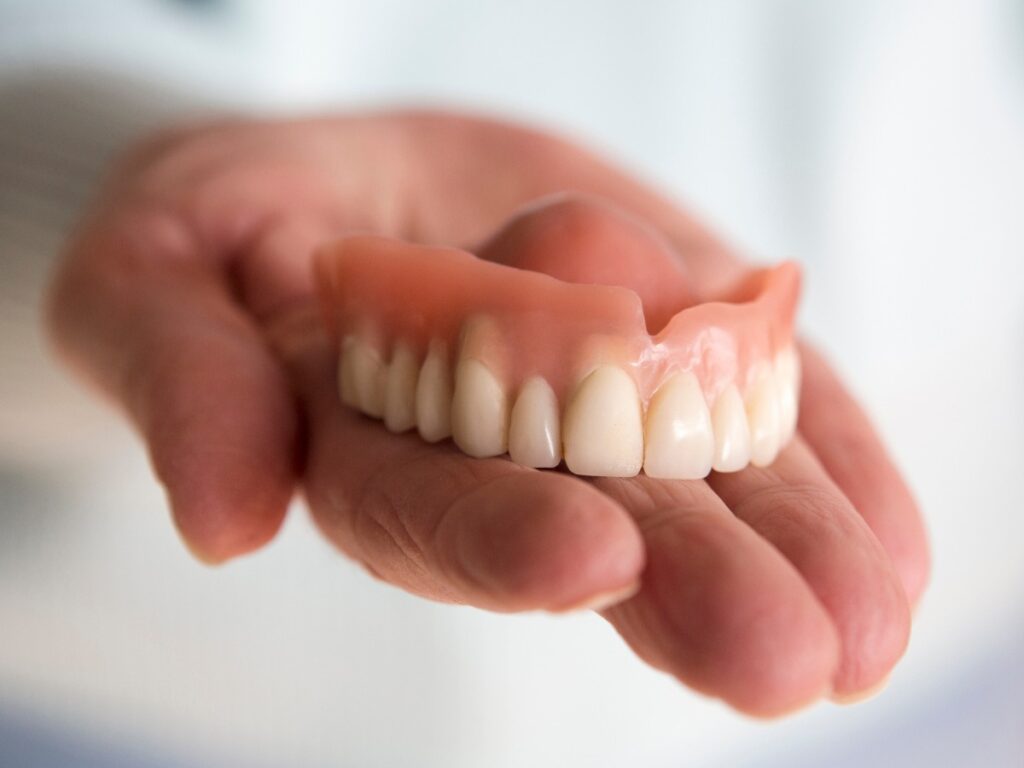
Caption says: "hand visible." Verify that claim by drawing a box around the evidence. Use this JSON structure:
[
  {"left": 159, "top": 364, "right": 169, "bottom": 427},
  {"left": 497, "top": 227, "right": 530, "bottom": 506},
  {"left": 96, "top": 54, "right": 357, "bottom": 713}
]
[{"left": 48, "top": 113, "right": 929, "bottom": 716}]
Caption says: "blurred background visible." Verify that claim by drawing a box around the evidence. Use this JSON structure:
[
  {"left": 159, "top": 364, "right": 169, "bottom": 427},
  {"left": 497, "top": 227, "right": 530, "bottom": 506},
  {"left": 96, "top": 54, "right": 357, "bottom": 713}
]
[{"left": 1, "top": 0, "right": 1022, "bottom": 766}]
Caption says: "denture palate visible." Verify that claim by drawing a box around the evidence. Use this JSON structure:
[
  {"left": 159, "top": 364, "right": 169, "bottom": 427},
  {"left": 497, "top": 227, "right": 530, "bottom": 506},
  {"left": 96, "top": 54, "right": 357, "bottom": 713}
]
[{"left": 317, "top": 235, "right": 801, "bottom": 480}]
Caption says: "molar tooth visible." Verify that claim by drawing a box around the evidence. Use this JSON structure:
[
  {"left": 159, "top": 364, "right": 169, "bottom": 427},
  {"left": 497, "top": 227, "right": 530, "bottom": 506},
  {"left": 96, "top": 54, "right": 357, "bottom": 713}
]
[
  {"left": 415, "top": 341, "right": 453, "bottom": 442},
  {"left": 563, "top": 366, "right": 644, "bottom": 477},
  {"left": 338, "top": 336, "right": 360, "bottom": 408},
  {"left": 711, "top": 384, "right": 751, "bottom": 473},
  {"left": 349, "top": 337, "right": 386, "bottom": 418},
  {"left": 643, "top": 372, "right": 714, "bottom": 479},
  {"left": 451, "top": 359, "right": 509, "bottom": 458},
  {"left": 384, "top": 342, "right": 419, "bottom": 433},
  {"left": 746, "top": 369, "right": 782, "bottom": 467},
  {"left": 775, "top": 346, "right": 801, "bottom": 443},
  {"left": 508, "top": 376, "right": 561, "bottom": 468}
]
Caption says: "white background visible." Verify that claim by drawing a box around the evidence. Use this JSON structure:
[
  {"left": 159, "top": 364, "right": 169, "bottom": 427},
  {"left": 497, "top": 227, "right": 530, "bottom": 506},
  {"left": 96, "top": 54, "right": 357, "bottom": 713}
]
[{"left": 1, "top": 1, "right": 1022, "bottom": 766}]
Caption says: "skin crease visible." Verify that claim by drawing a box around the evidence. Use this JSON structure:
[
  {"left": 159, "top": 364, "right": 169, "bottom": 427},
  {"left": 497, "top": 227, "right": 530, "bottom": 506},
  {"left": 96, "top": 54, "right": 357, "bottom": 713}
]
[{"left": 46, "top": 112, "right": 930, "bottom": 717}]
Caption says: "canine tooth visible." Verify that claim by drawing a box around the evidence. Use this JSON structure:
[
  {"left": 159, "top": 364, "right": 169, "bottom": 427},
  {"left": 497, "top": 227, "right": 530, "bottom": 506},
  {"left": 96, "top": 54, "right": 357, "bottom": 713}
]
[
  {"left": 775, "top": 346, "right": 801, "bottom": 443},
  {"left": 746, "top": 369, "right": 782, "bottom": 467},
  {"left": 451, "top": 359, "right": 509, "bottom": 457},
  {"left": 643, "top": 372, "right": 714, "bottom": 479},
  {"left": 384, "top": 342, "right": 419, "bottom": 433},
  {"left": 563, "top": 366, "right": 644, "bottom": 477},
  {"left": 349, "top": 338, "right": 385, "bottom": 418},
  {"left": 711, "top": 384, "right": 751, "bottom": 473},
  {"left": 508, "top": 376, "right": 561, "bottom": 468},
  {"left": 415, "top": 341, "right": 452, "bottom": 442},
  {"left": 338, "top": 336, "right": 360, "bottom": 408}
]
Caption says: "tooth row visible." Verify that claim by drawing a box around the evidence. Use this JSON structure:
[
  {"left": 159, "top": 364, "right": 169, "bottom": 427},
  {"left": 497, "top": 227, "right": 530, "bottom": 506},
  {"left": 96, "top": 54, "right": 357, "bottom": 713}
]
[{"left": 338, "top": 337, "right": 800, "bottom": 478}]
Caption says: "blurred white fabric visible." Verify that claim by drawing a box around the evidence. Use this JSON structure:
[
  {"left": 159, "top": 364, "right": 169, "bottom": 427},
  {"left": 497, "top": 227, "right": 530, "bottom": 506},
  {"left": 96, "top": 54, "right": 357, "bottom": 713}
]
[{"left": 1, "top": 1, "right": 1022, "bottom": 766}]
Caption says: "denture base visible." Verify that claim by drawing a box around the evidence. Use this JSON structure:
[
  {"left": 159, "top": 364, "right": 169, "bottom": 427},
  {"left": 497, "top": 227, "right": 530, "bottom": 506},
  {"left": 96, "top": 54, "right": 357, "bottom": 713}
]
[{"left": 319, "top": 235, "right": 801, "bottom": 479}]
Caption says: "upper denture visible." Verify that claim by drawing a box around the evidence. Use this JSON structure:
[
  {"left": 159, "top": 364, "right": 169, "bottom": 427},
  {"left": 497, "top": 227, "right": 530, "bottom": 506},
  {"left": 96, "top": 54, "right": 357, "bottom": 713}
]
[{"left": 316, "top": 212, "right": 801, "bottom": 479}]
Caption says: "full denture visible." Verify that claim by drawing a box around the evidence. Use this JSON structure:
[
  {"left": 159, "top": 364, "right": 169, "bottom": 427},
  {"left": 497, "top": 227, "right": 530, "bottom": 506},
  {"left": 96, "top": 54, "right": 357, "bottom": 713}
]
[{"left": 316, "top": 222, "right": 801, "bottom": 480}]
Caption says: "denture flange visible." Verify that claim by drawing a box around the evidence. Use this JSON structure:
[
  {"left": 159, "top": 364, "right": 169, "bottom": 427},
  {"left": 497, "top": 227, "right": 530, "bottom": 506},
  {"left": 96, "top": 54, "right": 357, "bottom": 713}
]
[{"left": 317, "top": 235, "right": 801, "bottom": 479}]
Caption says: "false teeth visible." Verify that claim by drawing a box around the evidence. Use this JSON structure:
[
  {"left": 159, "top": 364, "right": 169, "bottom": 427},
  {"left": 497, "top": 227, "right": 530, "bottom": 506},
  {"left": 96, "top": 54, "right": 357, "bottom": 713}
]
[
  {"left": 711, "top": 384, "right": 751, "bottom": 473},
  {"left": 563, "top": 366, "right": 644, "bottom": 477},
  {"left": 384, "top": 342, "right": 419, "bottom": 433},
  {"left": 345, "top": 336, "right": 386, "bottom": 418},
  {"left": 415, "top": 341, "right": 453, "bottom": 443},
  {"left": 775, "top": 346, "right": 801, "bottom": 443},
  {"left": 451, "top": 359, "right": 509, "bottom": 458},
  {"left": 508, "top": 376, "right": 562, "bottom": 468},
  {"left": 321, "top": 231, "right": 802, "bottom": 479},
  {"left": 338, "top": 338, "right": 798, "bottom": 477},
  {"left": 746, "top": 368, "right": 782, "bottom": 467},
  {"left": 338, "top": 337, "right": 360, "bottom": 409},
  {"left": 643, "top": 372, "right": 714, "bottom": 479}
]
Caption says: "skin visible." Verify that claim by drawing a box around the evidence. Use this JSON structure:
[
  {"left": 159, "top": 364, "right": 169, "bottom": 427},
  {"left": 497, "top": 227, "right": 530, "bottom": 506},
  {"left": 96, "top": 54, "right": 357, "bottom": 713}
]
[{"left": 47, "top": 112, "right": 930, "bottom": 717}]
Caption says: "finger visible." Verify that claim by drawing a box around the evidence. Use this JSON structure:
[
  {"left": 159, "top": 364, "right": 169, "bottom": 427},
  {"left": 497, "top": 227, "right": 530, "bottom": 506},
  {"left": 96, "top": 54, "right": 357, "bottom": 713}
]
[
  {"left": 47, "top": 204, "right": 297, "bottom": 562},
  {"left": 706, "top": 440, "right": 911, "bottom": 699},
  {"left": 399, "top": 113, "right": 748, "bottom": 296},
  {"left": 591, "top": 475, "right": 838, "bottom": 717},
  {"left": 274, "top": 308, "right": 645, "bottom": 612},
  {"left": 797, "top": 343, "right": 930, "bottom": 606}
]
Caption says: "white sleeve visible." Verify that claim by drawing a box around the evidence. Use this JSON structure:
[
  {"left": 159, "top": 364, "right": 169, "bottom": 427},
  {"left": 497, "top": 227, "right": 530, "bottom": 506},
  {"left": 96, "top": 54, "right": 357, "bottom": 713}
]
[{"left": 0, "top": 71, "right": 220, "bottom": 468}]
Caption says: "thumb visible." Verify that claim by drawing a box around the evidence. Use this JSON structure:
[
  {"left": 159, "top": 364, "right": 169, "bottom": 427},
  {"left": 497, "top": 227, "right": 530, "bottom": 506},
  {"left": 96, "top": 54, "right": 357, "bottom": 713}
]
[{"left": 48, "top": 203, "right": 298, "bottom": 562}]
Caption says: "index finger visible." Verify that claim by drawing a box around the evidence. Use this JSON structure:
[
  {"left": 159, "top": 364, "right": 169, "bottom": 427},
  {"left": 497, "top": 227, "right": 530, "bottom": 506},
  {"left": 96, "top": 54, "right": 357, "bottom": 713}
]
[{"left": 272, "top": 306, "right": 646, "bottom": 612}]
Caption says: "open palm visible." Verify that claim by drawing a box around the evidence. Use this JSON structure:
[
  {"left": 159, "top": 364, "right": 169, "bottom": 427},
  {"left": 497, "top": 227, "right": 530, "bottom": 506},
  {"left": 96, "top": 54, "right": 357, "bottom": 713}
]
[{"left": 49, "top": 113, "right": 929, "bottom": 716}]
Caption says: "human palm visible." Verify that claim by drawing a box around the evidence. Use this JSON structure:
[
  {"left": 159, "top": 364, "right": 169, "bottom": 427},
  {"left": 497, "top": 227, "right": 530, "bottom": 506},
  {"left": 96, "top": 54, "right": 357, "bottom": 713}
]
[{"left": 49, "top": 113, "right": 929, "bottom": 716}]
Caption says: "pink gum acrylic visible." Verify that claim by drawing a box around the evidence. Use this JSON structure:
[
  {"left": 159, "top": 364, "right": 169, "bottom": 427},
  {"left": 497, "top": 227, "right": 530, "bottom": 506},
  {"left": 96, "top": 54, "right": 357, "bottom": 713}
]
[{"left": 317, "top": 235, "right": 802, "bottom": 478}]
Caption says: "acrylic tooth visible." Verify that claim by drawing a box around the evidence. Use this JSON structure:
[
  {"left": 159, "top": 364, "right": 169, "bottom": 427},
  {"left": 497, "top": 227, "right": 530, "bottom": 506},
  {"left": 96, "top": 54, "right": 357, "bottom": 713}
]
[
  {"left": 775, "top": 346, "right": 801, "bottom": 443},
  {"left": 338, "top": 336, "right": 360, "bottom": 409},
  {"left": 746, "top": 369, "right": 782, "bottom": 467},
  {"left": 415, "top": 341, "right": 452, "bottom": 442},
  {"left": 643, "top": 371, "right": 714, "bottom": 479},
  {"left": 384, "top": 342, "right": 419, "bottom": 433},
  {"left": 711, "top": 384, "right": 751, "bottom": 473},
  {"left": 451, "top": 359, "right": 509, "bottom": 458},
  {"left": 563, "top": 365, "right": 644, "bottom": 477},
  {"left": 508, "top": 376, "right": 561, "bottom": 468},
  {"left": 349, "top": 338, "right": 386, "bottom": 418}
]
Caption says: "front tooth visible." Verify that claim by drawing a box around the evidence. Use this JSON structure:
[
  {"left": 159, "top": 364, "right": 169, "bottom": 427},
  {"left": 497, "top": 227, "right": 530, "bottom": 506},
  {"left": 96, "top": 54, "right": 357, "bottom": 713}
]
[
  {"left": 746, "top": 369, "right": 782, "bottom": 467},
  {"left": 643, "top": 372, "right": 714, "bottom": 479},
  {"left": 350, "top": 338, "right": 386, "bottom": 418},
  {"left": 508, "top": 376, "right": 561, "bottom": 468},
  {"left": 384, "top": 342, "right": 419, "bottom": 433},
  {"left": 775, "top": 346, "right": 801, "bottom": 443},
  {"left": 711, "top": 384, "right": 751, "bottom": 473},
  {"left": 415, "top": 341, "right": 452, "bottom": 443},
  {"left": 563, "top": 365, "right": 644, "bottom": 477},
  {"left": 338, "top": 336, "right": 360, "bottom": 408},
  {"left": 451, "top": 359, "right": 509, "bottom": 457}
]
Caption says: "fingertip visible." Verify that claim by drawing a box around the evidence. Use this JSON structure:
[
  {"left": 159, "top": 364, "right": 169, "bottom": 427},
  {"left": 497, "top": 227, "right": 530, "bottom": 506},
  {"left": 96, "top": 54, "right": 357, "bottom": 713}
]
[
  {"left": 701, "top": 569, "right": 840, "bottom": 718},
  {"left": 828, "top": 569, "right": 911, "bottom": 699},
  {"left": 626, "top": 510, "right": 840, "bottom": 717},
  {"left": 882, "top": 490, "right": 932, "bottom": 611},
  {"left": 440, "top": 472, "right": 645, "bottom": 613},
  {"left": 724, "top": 626, "right": 835, "bottom": 720},
  {"left": 137, "top": 334, "right": 300, "bottom": 565},
  {"left": 829, "top": 672, "right": 892, "bottom": 706},
  {"left": 164, "top": 455, "right": 294, "bottom": 564}
]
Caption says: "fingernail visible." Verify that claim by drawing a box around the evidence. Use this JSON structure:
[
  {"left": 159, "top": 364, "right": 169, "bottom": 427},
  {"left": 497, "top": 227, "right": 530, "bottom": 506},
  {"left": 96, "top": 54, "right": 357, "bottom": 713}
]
[
  {"left": 557, "top": 580, "right": 641, "bottom": 613},
  {"left": 830, "top": 673, "right": 891, "bottom": 705},
  {"left": 172, "top": 518, "right": 227, "bottom": 566}
]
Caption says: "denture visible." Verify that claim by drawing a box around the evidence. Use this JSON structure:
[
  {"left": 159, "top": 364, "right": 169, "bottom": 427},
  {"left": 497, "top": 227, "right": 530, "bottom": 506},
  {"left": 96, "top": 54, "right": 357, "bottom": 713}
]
[{"left": 315, "top": 203, "right": 801, "bottom": 479}]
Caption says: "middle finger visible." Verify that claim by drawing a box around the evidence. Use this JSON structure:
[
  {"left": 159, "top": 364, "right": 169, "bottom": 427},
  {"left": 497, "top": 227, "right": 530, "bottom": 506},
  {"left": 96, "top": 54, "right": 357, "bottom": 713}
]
[{"left": 706, "top": 439, "right": 911, "bottom": 699}]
